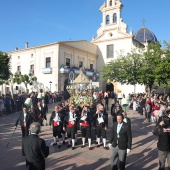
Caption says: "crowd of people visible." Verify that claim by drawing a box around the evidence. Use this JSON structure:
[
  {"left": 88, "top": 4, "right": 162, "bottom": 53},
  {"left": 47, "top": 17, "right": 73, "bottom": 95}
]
[
  {"left": 12, "top": 89, "right": 132, "bottom": 170},
  {"left": 0, "top": 91, "right": 63, "bottom": 116},
  {"left": 128, "top": 93, "right": 170, "bottom": 123},
  {"left": 128, "top": 92, "right": 170, "bottom": 170},
  {"left": 2, "top": 89, "right": 170, "bottom": 170}
]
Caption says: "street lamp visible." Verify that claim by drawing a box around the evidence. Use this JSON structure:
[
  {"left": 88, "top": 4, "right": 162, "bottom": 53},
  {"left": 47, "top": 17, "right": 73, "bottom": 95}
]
[{"left": 49, "top": 81, "right": 52, "bottom": 92}]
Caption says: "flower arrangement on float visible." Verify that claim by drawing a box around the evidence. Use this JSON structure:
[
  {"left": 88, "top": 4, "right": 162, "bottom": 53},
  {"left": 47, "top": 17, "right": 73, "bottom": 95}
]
[
  {"left": 66, "top": 70, "right": 95, "bottom": 108},
  {"left": 73, "top": 95, "right": 91, "bottom": 106}
]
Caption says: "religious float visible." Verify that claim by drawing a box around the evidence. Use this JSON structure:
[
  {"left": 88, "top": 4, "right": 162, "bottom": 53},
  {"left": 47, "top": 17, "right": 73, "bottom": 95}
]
[{"left": 66, "top": 71, "right": 96, "bottom": 108}]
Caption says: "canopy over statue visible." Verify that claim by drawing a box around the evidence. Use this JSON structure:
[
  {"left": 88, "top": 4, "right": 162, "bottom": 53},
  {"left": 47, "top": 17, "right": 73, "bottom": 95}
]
[
  {"left": 73, "top": 71, "right": 90, "bottom": 84},
  {"left": 66, "top": 71, "right": 95, "bottom": 107}
]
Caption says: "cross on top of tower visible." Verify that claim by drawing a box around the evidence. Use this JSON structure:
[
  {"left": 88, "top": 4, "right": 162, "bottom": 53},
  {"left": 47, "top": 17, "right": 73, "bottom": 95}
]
[{"left": 141, "top": 18, "right": 146, "bottom": 27}]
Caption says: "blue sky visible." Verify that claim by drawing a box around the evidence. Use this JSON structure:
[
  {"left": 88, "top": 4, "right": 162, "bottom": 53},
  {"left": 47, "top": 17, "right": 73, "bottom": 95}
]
[{"left": 1, "top": 0, "right": 170, "bottom": 52}]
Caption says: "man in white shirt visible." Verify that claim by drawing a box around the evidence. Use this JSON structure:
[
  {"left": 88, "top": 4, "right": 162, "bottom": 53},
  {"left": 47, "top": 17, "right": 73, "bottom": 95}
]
[
  {"left": 15, "top": 107, "right": 31, "bottom": 137},
  {"left": 49, "top": 105, "right": 63, "bottom": 148}
]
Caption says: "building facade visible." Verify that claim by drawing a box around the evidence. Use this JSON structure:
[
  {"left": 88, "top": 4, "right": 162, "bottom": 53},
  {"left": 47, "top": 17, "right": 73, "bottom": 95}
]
[
  {"left": 92, "top": 0, "right": 145, "bottom": 96},
  {"left": 6, "top": 41, "right": 99, "bottom": 94}
]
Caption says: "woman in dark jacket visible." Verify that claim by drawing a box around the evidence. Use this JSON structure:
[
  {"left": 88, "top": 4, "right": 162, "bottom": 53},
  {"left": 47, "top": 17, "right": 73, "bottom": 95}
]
[{"left": 157, "top": 112, "right": 170, "bottom": 170}]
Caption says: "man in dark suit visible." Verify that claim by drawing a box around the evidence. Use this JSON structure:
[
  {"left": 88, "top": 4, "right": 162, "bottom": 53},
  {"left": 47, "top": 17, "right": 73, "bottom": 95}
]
[
  {"left": 15, "top": 107, "right": 31, "bottom": 137},
  {"left": 111, "top": 101, "right": 123, "bottom": 124},
  {"left": 22, "top": 122, "right": 49, "bottom": 170},
  {"left": 109, "top": 114, "right": 132, "bottom": 170},
  {"left": 41, "top": 99, "right": 48, "bottom": 126},
  {"left": 122, "top": 111, "right": 131, "bottom": 128},
  {"left": 35, "top": 102, "right": 43, "bottom": 126}
]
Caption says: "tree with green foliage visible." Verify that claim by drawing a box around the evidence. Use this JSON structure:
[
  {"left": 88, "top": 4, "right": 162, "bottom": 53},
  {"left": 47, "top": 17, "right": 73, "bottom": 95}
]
[
  {"left": 101, "top": 49, "right": 144, "bottom": 85},
  {"left": 0, "top": 51, "right": 10, "bottom": 84},
  {"left": 101, "top": 42, "right": 170, "bottom": 93},
  {"left": 13, "top": 73, "right": 37, "bottom": 90},
  {"left": 163, "top": 40, "right": 170, "bottom": 50},
  {"left": 156, "top": 40, "right": 170, "bottom": 89},
  {"left": 138, "top": 42, "right": 167, "bottom": 93}
]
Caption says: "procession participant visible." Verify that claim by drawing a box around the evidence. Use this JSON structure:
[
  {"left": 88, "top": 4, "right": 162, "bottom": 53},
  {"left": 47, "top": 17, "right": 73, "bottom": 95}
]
[
  {"left": 122, "top": 111, "right": 131, "bottom": 128},
  {"left": 15, "top": 107, "right": 31, "bottom": 137},
  {"left": 80, "top": 105, "right": 93, "bottom": 150},
  {"left": 63, "top": 105, "right": 78, "bottom": 150},
  {"left": 94, "top": 102, "right": 108, "bottom": 144},
  {"left": 65, "top": 100, "right": 70, "bottom": 112},
  {"left": 111, "top": 102, "right": 123, "bottom": 124},
  {"left": 28, "top": 103, "right": 37, "bottom": 123},
  {"left": 109, "top": 114, "right": 132, "bottom": 170},
  {"left": 59, "top": 103, "right": 67, "bottom": 144},
  {"left": 22, "top": 122, "right": 49, "bottom": 170},
  {"left": 35, "top": 102, "right": 43, "bottom": 126},
  {"left": 30, "top": 92, "right": 37, "bottom": 107},
  {"left": 104, "top": 91, "right": 109, "bottom": 111},
  {"left": 49, "top": 105, "right": 63, "bottom": 148},
  {"left": 93, "top": 103, "right": 109, "bottom": 150},
  {"left": 74, "top": 105, "right": 81, "bottom": 145},
  {"left": 42, "top": 99, "right": 48, "bottom": 126}
]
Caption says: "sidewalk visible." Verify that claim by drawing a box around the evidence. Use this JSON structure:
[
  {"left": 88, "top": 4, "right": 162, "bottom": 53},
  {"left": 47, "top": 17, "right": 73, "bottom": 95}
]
[{"left": 0, "top": 100, "right": 168, "bottom": 170}]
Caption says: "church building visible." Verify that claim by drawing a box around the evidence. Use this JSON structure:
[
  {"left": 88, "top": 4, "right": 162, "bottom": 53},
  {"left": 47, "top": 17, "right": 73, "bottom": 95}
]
[{"left": 3, "top": 0, "right": 158, "bottom": 96}]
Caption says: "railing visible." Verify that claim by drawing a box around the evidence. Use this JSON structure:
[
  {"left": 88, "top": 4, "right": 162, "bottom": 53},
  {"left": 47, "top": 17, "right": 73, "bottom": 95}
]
[
  {"left": 42, "top": 68, "right": 52, "bottom": 74},
  {"left": 60, "top": 65, "right": 99, "bottom": 77}
]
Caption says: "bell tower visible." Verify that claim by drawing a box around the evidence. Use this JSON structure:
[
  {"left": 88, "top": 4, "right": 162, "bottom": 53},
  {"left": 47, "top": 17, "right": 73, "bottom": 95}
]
[
  {"left": 92, "top": 0, "right": 129, "bottom": 42},
  {"left": 103, "top": 0, "right": 121, "bottom": 27}
]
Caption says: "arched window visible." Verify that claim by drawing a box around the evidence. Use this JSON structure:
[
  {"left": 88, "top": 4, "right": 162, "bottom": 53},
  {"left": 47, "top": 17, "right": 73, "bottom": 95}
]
[
  {"left": 106, "top": 15, "right": 110, "bottom": 25},
  {"left": 113, "top": 13, "right": 117, "bottom": 23},
  {"left": 110, "top": 0, "right": 112, "bottom": 6}
]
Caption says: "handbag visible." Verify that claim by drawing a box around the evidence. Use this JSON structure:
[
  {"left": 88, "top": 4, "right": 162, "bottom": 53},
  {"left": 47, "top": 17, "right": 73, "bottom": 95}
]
[
  {"left": 152, "top": 125, "right": 160, "bottom": 136},
  {"left": 152, "top": 117, "right": 163, "bottom": 136}
]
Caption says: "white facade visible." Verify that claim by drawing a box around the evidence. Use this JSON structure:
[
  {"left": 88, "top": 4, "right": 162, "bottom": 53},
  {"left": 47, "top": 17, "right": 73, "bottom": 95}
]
[
  {"left": 5, "top": 41, "right": 98, "bottom": 94},
  {"left": 92, "top": 0, "right": 145, "bottom": 96}
]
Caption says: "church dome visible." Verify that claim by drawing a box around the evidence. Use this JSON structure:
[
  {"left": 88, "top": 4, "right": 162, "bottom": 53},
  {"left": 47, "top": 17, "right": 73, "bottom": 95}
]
[{"left": 134, "top": 27, "right": 158, "bottom": 43}]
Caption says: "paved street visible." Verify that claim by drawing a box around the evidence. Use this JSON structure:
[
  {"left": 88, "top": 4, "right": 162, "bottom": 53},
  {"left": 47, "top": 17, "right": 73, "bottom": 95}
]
[{"left": 0, "top": 100, "right": 169, "bottom": 170}]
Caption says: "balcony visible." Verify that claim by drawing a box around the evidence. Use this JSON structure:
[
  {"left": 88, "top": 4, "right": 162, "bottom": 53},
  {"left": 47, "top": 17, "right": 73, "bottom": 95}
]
[
  {"left": 59, "top": 65, "right": 99, "bottom": 77},
  {"left": 29, "top": 70, "right": 34, "bottom": 75},
  {"left": 42, "top": 67, "right": 52, "bottom": 74},
  {"left": 15, "top": 71, "right": 21, "bottom": 75}
]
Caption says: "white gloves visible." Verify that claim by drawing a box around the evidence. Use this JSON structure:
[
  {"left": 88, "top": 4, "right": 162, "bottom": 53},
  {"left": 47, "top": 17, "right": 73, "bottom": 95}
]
[
  {"left": 108, "top": 143, "right": 112, "bottom": 148},
  {"left": 127, "top": 149, "right": 131, "bottom": 154}
]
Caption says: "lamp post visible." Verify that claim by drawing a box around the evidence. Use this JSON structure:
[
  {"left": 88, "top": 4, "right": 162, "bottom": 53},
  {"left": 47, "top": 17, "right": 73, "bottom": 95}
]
[{"left": 49, "top": 81, "right": 52, "bottom": 92}]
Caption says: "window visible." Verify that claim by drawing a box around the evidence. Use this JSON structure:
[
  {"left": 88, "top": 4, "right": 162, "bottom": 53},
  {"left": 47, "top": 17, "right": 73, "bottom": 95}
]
[
  {"left": 46, "top": 57, "right": 51, "bottom": 68},
  {"left": 107, "top": 44, "right": 114, "bottom": 58},
  {"left": 66, "top": 58, "right": 70, "bottom": 67},
  {"left": 110, "top": 0, "right": 112, "bottom": 6},
  {"left": 17, "top": 66, "right": 21, "bottom": 72},
  {"left": 106, "top": 15, "right": 110, "bottom": 25},
  {"left": 113, "top": 13, "right": 117, "bottom": 23},
  {"left": 30, "top": 64, "right": 34, "bottom": 74},
  {"left": 79, "top": 61, "right": 83, "bottom": 68},
  {"left": 90, "top": 64, "right": 93, "bottom": 70},
  {"left": 18, "top": 56, "right": 20, "bottom": 59},
  {"left": 31, "top": 54, "right": 33, "bottom": 58},
  {"left": 30, "top": 64, "right": 34, "bottom": 70},
  {"left": 17, "top": 66, "right": 21, "bottom": 74}
]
